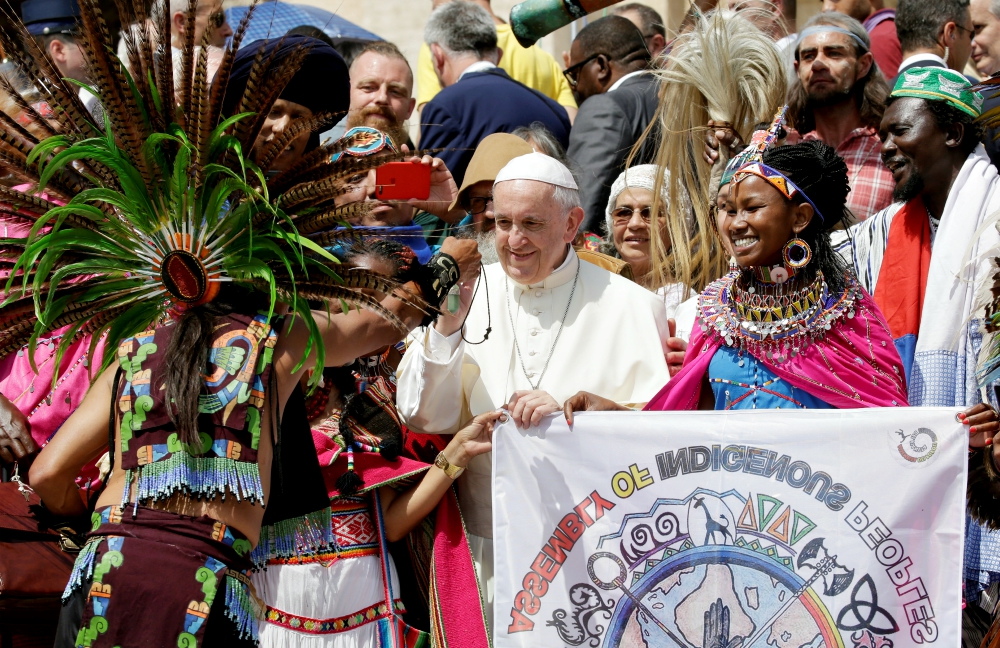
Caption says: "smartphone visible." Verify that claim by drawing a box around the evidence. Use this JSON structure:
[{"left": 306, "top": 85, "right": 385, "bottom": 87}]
[{"left": 375, "top": 161, "right": 431, "bottom": 200}]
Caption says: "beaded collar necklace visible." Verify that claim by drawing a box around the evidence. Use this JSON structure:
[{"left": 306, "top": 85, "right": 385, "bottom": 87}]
[
  {"left": 751, "top": 262, "right": 796, "bottom": 285},
  {"left": 698, "top": 269, "right": 862, "bottom": 363}
]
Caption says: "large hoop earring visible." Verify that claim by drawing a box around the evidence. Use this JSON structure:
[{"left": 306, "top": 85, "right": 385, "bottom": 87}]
[{"left": 783, "top": 238, "right": 812, "bottom": 268}]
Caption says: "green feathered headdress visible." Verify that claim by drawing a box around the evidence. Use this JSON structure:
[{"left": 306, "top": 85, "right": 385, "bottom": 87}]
[{"left": 0, "top": 0, "right": 429, "bottom": 388}]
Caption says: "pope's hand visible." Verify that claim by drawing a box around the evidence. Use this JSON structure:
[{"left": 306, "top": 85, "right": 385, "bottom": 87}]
[
  {"left": 507, "top": 390, "right": 560, "bottom": 428},
  {"left": 666, "top": 318, "right": 687, "bottom": 377},
  {"left": 444, "top": 410, "right": 505, "bottom": 468},
  {"left": 0, "top": 392, "right": 35, "bottom": 465},
  {"left": 562, "top": 391, "right": 629, "bottom": 425}
]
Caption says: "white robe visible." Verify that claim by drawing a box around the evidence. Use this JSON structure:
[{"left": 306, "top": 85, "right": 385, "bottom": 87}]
[
  {"left": 396, "top": 248, "right": 669, "bottom": 631},
  {"left": 396, "top": 248, "right": 669, "bottom": 538}
]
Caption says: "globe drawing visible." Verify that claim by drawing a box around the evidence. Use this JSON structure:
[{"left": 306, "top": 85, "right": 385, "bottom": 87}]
[{"left": 601, "top": 545, "right": 842, "bottom": 648}]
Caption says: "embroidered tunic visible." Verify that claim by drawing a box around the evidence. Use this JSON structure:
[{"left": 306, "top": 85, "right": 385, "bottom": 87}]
[{"left": 115, "top": 312, "right": 277, "bottom": 504}]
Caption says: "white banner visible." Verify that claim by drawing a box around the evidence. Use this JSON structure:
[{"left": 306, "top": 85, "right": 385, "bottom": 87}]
[{"left": 493, "top": 408, "right": 967, "bottom": 648}]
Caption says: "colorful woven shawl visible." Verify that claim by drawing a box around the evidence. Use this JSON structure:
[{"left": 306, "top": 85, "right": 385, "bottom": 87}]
[{"left": 647, "top": 273, "right": 909, "bottom": 410}]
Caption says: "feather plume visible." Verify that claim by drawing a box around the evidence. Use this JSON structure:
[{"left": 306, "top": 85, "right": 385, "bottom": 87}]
[
  {"left": 256, "top": 112, "right": 335, "bottom": 173},
  {"left": 295, "top": 202, "right": 373, "bottom": 234},
  {"left": 634, "top": 9, "right": 786, "bottom": 292}
]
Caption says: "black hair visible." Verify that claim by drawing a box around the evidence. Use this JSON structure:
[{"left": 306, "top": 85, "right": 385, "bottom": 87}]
[
  {"left": 885, "top": 94, "right": 984, "bottom": 155},
  {"left": 286, "top": 25, "right": 335, "bottom": 48},
  {"left": 760, "top": 141, "right": 852, "bottom": 294},
  {"left": 162, "top": 284, "right": 270, "bottom": 451},
  {"left": 896, "top": 0, "right": 970, "bottom": 53},
  {"left": 575, "top": 15, "right": 651, "bottom": 66}
]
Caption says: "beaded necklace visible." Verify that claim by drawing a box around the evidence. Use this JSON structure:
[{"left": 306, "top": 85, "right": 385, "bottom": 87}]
[{"left": 698, "top": 268, "right": 862, "bottom": 364}]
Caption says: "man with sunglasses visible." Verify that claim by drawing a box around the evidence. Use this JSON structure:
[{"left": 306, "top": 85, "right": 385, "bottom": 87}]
[
  {"left": 168, "top": 0, "right": 232, "bottom": 49},
  {"left": 564, "top": 16, "right": 658, "bottom": 235},
  {"left": 894, "top": 0, "right": 974, "bottom": 80}
]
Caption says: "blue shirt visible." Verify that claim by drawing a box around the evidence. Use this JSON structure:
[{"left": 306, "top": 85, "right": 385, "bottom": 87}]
[{"left": 708, "top": 346, "right": 833, "bottom": 410}]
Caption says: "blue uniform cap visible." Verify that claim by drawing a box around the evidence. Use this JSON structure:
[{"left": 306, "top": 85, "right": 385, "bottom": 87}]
[{"left": 21, "top": 0, "right": 81, "bottom": 36}]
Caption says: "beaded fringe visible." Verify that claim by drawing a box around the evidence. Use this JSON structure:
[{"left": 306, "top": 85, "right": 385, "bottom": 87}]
[
  {"left": 134, "top": 454, "right": 265, "bottom": 504},
  {"left": 225, "top": 571, "right": 263, "bottom": 641},
  {"left": 62, "top": 537, "right": 100, "bottom": 602},
  {"left": 251, "top": 507, "right": 334, "bottom": 568}
]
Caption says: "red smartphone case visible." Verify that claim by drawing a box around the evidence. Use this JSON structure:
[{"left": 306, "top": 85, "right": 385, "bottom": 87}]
[{"left": 375, "top": 161, "right": 431, "bottom": 200}]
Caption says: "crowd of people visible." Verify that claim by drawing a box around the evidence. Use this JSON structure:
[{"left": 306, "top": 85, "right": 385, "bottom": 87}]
[{"left": 4, "top": 0, "right": 1000, "bottom": 646}]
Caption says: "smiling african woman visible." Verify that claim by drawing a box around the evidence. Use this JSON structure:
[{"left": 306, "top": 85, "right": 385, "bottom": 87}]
[{"left": 565, "top": 111, "right": 909, "bottom": 415}]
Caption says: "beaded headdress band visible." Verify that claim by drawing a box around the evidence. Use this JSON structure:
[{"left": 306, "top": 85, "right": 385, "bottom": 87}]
[{"left": 731, "top": 106, "right": 826, "bottom": 223}]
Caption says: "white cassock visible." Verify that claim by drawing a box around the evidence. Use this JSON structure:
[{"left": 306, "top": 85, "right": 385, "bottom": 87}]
[{"left": 395, "top": 247, "right": 670, "bottom": 630}]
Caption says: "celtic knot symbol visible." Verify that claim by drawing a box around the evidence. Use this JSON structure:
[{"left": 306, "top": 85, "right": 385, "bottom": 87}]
[{"left": 836, "top": 574, "right": 899, "bottom": 635}]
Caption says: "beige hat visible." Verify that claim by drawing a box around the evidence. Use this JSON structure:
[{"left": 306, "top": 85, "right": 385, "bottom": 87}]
[{"left": 450, "top": 133, "right": 535, "bottom": 212}]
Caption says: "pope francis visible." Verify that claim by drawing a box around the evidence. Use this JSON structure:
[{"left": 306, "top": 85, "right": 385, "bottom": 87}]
[{"left": 395, "top": 153, "right": 670, "bottom": 630}]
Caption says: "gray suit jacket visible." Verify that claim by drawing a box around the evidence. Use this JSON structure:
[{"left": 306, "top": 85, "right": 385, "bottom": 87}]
[{"left": 567, "top": 72, "right": 660, "bottom": 234}]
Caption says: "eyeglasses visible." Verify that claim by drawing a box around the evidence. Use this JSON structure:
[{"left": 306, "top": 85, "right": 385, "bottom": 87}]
[
  {"left": 611, "top": 206, "right": 654, "bottom": 224},
  {"left": 563, "top": 53, "right": 605, "bottom": 87},
  {"left": 463, "top": 194, "right": 493, "bottom": 215},
  {"left": 954, "top": 23, "right": 975, "bottom": 39}
]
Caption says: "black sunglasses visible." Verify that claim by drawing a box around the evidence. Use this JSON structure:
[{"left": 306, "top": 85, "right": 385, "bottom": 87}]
[{"left": 563, "top": 53, "right": 605, "bottom": 87}]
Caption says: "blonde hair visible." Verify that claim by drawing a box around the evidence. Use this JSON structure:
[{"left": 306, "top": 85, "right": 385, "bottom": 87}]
[{"left": 631, "top": 10, "right": 786, "bottom": 292}]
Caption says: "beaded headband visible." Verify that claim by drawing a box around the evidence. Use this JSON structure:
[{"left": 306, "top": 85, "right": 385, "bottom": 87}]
[
  {"left": 732, "top": 162, "right": 826, "bottom": 223},
  {"left": 731, "top": 106, "right": 825, "bottom": 223}
]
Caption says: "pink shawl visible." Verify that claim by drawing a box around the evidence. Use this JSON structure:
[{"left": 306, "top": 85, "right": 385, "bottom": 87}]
[
  {"left": 313, "top": 430, "right": 490, "bottom": 648},
  {"left": 0, "top": 198, "right": 106, "bottom": 482},
  {"left": 645, "top": 289, "right": 909, "bottom": 411}
]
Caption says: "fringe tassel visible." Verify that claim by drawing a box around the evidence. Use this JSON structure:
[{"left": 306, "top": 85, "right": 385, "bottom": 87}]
[
  {"left": 62, "top": 537, "right": 100, "bottom": 602},
  {"left": 134, "top": 454, "right": 265, "bottom": 504},
  {"left": 250, "top": 507, "right": 335, "bottom": 568},
  {"left": 225, "top": 570, "right": 263, "bottom": 641}
]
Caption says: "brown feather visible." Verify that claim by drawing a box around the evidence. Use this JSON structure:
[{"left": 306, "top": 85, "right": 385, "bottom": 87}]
[
  {"left": 256, "top": 112, "right": 335, "bottom": 173},
  {"left": 294, "top": 202, "right": 372, "bottom": 234}
]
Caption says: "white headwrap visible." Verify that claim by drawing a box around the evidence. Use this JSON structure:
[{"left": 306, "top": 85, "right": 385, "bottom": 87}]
[{"left": 605, "top": 165, "right": 664, "bottom": 236}]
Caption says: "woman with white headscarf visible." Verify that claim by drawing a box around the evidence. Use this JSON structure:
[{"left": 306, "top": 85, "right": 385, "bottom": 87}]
[{"left": 605, "top": 164, "right": 695, "bottom": 322}]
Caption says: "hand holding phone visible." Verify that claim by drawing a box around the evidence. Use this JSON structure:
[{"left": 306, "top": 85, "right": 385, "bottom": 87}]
[{"left": 375, "top": 160, "right": 431, "bottom": 201}]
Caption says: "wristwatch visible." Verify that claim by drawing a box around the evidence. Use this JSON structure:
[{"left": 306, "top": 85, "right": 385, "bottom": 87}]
[{"left": 434, "top": 451, "right": 465, "bottom": 479}]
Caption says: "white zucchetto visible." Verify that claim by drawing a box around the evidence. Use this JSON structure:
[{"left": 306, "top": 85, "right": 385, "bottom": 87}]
[{"left": 494, "top": 152, "right": 578, "bottom": 190}]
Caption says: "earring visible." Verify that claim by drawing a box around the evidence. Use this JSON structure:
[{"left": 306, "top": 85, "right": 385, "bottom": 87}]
[
  {"left": 944, "top": 45, "right": 950, "bottom": 64},
  {"left": 783, "top": 238, "right": 812, "bottom": 268}
]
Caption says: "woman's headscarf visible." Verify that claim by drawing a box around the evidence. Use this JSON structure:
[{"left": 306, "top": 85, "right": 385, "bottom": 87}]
[
  {"left": 222, "top": 35, "right": 350, "bottom": 152},
  {"left": 605, "top": 165, "right": 690, "bottom": 238}
]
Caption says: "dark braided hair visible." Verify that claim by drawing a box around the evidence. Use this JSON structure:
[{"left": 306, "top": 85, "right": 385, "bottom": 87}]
[{"left": 760, "top": 140, "right": 852, "bottom": 294}]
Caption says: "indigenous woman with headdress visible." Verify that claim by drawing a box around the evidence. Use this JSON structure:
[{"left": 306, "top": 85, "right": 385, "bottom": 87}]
[
  {"left": 0, "top": 2, "right": 486, "bottom": 647},
  {"left": 565, "top": 112, "right": 909, "bottom": 414}
]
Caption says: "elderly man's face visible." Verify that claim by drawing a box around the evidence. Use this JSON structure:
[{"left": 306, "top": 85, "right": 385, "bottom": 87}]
[
  {"left": 795, "top": 31, "right": 871, "bottom": 107},
  {"left": 493, "top": 180, "right": 582, "bottom": 285},
  {"left": 879, "top": 97, "right": 954, "bottom": 203},
  {"left": 347, "top": 51, "right": 415, "bottom": 148},
  {"left": 972, "top": 0, "right": 1000, "bottom": 76}
]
